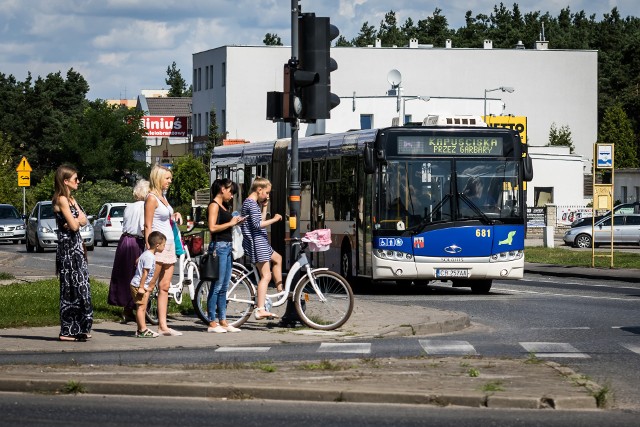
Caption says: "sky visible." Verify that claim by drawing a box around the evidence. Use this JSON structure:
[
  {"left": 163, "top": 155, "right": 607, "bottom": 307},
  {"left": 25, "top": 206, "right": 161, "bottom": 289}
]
[{"left": 1, "top": 0, "right": 638, "bottom": 101}]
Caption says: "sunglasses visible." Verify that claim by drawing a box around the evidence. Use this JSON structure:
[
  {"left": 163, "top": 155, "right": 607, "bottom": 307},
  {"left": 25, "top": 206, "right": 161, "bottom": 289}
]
[{"left": 67, "top": 177, "right": 80, "bottom": 183}]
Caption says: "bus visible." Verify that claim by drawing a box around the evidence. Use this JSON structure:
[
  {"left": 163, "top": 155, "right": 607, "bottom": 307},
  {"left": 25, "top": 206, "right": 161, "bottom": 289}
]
[{"left": 211, "top": 117, "right": 533, "bottom": 293}]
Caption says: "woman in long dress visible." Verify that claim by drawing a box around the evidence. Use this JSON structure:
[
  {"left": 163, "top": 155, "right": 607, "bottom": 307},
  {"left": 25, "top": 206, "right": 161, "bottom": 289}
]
[
  {"left": 107, "top": 179, "right": 150, "bottom": 321},
  {"left": 52, "top": 165, "right": 93, "bottom": 342}
]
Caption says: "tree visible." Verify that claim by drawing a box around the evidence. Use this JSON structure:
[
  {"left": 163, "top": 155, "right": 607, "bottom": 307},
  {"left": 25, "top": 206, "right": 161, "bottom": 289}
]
[
  {"left": 334, "top": 35, "right": 353, "bottom": 47},
  {"left": 547, "top": 122, "right": 575, "bottom": 153},
  {"left": 598, "top": 104, "right": 639, "bottom": 168},
  {"left": 165, "top": 61, "right": 189, "bottom": 97},
  {"left": 263, "top": 33, "right": 283, "bottom": 46},
  {"left": 206, "top": 104, "right": 226, "bottom": 162},
  {"left": 377, "top": 10, "right": 405, "bottom": 47},
  {"left": 167, "top": 155, "right": 209, "bottom": 215},
  {"left": 416, "top": 8, "right": 453, "bottom": 47},
  {"left": 0, "top": 133, "right": 21, "bottom": 208},
  {"left": 352, "top": 22, "right": 377, "bottom": 47}
]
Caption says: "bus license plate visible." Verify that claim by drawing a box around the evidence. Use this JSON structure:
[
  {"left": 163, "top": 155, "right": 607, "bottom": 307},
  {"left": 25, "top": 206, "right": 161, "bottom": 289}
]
[{"left": 436, "top": 269, "right": 469, "bottom": 278}]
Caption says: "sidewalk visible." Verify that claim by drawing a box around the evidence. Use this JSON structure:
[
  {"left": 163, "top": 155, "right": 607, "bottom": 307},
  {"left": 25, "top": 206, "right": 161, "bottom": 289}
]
[{"left": 0, "top": 296, "right": 602, "bottom": 410}]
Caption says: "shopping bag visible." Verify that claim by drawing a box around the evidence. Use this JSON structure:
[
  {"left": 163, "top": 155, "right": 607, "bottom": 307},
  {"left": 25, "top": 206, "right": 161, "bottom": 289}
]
[
  {"left": 232, "top": 225, "right": 244, "bottom": 259},
  {"left": 171, "top": 220, "right": 185, "bottom": 256},
  {"left": 200, "top": 252, "right": 219, "bottom": 280}
]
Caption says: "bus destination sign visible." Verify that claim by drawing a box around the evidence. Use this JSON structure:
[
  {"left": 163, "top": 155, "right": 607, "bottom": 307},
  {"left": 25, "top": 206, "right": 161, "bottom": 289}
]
[{"left": 397, "top": 136, "right": 504, "bottom": 156}]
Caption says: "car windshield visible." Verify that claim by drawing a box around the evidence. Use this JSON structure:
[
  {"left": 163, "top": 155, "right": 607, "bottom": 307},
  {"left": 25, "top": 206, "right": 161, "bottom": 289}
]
[
  {"left": 40, "top": 204, "right": 55, "bottom": 219},
  {"left": 0, "top": 206, "right": 20, "bottom": 219}
]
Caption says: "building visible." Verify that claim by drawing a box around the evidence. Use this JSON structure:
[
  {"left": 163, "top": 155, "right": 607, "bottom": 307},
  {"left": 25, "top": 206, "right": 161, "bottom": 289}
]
[{"left": 137, "top": 95, "right": 192, "bottom": 166}]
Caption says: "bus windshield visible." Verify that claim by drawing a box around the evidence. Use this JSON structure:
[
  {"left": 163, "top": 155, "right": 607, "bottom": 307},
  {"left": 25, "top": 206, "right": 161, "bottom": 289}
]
[{"left": 377, "top": 159, "right": 521, "bottom": 231}]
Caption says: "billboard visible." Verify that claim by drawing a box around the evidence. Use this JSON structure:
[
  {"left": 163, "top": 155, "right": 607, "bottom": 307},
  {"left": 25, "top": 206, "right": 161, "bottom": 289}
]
[
  {"left": 483, "top": 116, "right": 527, "bottom": 144},
  {"left": 142, "top": 116, "right": 188, "bottom": 137}
]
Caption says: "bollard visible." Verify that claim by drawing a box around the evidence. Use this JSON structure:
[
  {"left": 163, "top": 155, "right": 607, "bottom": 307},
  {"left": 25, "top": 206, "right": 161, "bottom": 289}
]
[{"left": 543, "top": 225, "right": 555, "bottom": 248}]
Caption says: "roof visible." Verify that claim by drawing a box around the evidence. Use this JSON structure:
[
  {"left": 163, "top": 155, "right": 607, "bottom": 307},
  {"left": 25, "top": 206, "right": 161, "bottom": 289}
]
[{"left": 139, "top": 96, "right": 192, "bottom": 116}]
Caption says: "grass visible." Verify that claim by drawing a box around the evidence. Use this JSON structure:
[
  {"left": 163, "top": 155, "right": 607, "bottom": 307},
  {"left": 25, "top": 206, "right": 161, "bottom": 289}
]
[
  {"left": 481, "top": 380, "right": 505, "bottom": 392},
  {"left": 60, "top": 380, "right": 86, "bottom": 394},
  {"left": 299, "top": 359, "right": 348, "bottom": 371},
  {"left": 468, "top": 367, "right": 480, "bottom": 377},
  {"left": 0, "top": 277, "right": 194, "bottom": 329},
  {"left": 0, "top": 272, "right": 15, "bottom": 280},
  {"left": 525, "top": 246, "right": 640, "bottom": 269}
]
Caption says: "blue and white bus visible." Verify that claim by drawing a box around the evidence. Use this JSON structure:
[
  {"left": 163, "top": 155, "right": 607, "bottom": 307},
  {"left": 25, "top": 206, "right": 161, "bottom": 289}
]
[{"left": 211, "top": 116, "right": 533, "bottom": 293}]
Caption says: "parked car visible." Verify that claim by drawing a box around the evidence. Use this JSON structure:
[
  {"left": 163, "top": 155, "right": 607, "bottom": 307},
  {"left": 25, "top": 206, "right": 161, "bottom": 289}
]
[
  {"left": 93, "top": 202, "right": 129, "bottom": 247},
  {"left": 563, "top": 214, "right": 640, "bottom": 248},
  {"left": 570, "top": 202, "right": 640, "bottom": 228},
  {"left": 0, "top": 204, "right": 26, "bottom": 244},
  {"left": 25, "top": 201, "right": 94, "bottom": 253}
]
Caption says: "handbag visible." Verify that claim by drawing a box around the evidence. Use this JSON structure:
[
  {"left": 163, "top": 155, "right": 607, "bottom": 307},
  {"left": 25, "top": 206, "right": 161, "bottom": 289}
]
[
  {"left": 171, "top": 220, "right": 185, "bottom": 256},
  {"left": 200, "top": 251, "right": 219, "bottom": 280},
  {"left": 232, "top": 225, "right": 244, "bottom": 259}
]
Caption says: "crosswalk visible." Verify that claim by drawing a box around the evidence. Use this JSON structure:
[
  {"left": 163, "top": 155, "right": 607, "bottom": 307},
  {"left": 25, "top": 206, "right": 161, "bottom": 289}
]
[{"left": 214, "top": 340, "right": 640, "bottom": 358}]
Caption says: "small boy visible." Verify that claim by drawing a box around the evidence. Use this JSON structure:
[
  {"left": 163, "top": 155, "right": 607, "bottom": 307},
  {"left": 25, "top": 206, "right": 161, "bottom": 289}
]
[{"left": 130, "top": 231, "right": 166, "bottom": 338}]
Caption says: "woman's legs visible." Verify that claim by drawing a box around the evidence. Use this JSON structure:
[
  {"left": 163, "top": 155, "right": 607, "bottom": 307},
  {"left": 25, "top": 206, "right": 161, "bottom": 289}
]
[
  {"left": 216, "top": 246, "right": 233, "bottom": 325},
  {"left": 156, "top": 263, "right": 174, "bottom": 332},
  {"left": 255, "top": 260, "right": 277, "bottom": 318}
]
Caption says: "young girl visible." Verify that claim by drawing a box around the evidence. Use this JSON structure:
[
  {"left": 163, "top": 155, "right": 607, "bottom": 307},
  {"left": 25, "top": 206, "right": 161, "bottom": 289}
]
[
  {"left": 240, "top": 177, "right": 283, "bottom": 320},
  {"left": 206, "top": 178, "right": 244, "bottom": 333},
  {"left": 52, "top": 165, "right": 93, "bottom": 342}
]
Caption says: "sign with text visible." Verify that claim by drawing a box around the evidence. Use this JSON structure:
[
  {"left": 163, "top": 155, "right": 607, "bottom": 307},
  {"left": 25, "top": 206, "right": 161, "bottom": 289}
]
[
  {"left": 484, "top": 116, "right": 527, "bottom": 145},
  {"left": 142, "top": 116, "right": 188, "bottom": 137},
  {"left": 397, "top": 136, "right": 504, "bottom": 156},
  {"left": 596, "top": 144, "right": 613, "bottom": 169}
]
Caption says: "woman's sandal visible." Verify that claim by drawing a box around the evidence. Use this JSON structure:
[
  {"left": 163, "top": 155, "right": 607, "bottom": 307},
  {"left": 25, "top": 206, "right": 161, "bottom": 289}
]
[
  {"left": 59, "top": 335, "right": 87, "bottom": 342},
  {"left": 254, "top": 307, "right": 279, "bottom": 320}
]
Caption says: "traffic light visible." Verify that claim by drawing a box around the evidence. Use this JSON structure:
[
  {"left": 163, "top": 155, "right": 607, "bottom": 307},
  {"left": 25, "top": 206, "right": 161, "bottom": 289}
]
[{"left": 297, "top": 13, "right": 340, "bottom": 122}]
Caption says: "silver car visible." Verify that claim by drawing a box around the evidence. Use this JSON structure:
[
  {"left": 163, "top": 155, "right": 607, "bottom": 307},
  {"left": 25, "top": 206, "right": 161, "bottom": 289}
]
[
  {"left": 93, "top": 202, "right": 129, "bottom": 247},
  {"left": 25, "top": 201, "right": 94, "bottom": 253},
  {"left": 0, "top": 204, "right": 26, "bottom": 244},
  {"left": 563, "top": 214, "right": 640, "bottom": 248}
]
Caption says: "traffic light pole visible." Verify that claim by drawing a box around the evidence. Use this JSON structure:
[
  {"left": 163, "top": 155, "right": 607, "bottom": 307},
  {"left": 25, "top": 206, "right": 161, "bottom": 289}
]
[{"left": 281, "top": 0, "right": 302, "bottom": 324}]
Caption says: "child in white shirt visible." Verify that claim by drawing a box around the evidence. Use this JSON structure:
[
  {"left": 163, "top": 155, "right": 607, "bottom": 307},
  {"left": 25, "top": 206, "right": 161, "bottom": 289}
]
[{"left": 130, "top": 231, "right": 166, "bottom": 337}]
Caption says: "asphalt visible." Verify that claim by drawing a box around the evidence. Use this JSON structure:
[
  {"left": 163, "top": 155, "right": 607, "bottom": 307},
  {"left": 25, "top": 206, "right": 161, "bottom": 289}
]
[{"left": 0, "top": 240, "right": 636, "bottom": 410}]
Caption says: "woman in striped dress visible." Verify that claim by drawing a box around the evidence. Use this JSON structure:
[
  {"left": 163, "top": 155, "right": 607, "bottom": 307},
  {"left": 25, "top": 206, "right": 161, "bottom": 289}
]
[{"left": 240, "top": 177, "right": 283, "bottom": 320}]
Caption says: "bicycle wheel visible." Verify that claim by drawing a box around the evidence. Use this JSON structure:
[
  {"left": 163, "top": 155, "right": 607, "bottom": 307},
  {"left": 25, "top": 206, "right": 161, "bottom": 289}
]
[
  {"left": 185, "top": 260, "right": 200, "bottom": 300},
  {"left": 293, "top": 270, "right": 354, "bottom": 330},
  {"left": 193, "top": 280, "right": 211, "bottom": 324},
  {"left": 225, "top": 274, "right": 255, "bottom": 328},
  {"left": 145, "top": 288, "right": 159, "bottom": 325}
]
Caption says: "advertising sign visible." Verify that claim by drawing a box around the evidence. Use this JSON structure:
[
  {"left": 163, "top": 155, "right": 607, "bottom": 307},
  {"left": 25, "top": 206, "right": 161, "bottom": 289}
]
[
  {"left": 596, "top": 144, "right": 613, "bottom": 169},
  {"left": 484, "top": 116, "right": 527, "bottom": 144},
  {"left": 142, "top": 116, "right": 188, "bottom": 137},
  {"left": 526, "top": 207, "right": 545, "bottom": 228}
]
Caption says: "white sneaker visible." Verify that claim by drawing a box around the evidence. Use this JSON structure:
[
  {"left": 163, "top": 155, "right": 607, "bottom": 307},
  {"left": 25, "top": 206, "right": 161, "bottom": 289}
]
[
  {"left": 223, "top": 325, "right": 241, "bottom": 333},
  {"left": 207, "top": 325, "right": 227, "bottom": 333}
]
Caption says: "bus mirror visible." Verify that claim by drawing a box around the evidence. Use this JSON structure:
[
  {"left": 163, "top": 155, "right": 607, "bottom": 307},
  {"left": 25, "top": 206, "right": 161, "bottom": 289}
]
[
  {"left": 522, "top": 144, "right": 533, "bottom": 182},
  {"left": 364, "top": 145, "right": 375, "bottom": 174}
]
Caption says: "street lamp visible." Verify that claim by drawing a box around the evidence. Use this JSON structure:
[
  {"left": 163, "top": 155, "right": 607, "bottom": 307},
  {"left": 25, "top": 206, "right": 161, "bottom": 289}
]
[
  {"left": 401, "top": 96, "right": 430, "bottom": 125},
  {"left": 484, "top": 86, "right": 514, "bottom": 117}
]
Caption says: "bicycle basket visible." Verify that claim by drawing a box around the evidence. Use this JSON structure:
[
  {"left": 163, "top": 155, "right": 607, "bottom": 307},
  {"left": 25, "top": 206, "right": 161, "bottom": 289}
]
[
  {"left": 302, "top": 229, "right": 332, "bottom": 252},
  {"left": 185, "top": 233, "right": 204, "bottom": 256}
]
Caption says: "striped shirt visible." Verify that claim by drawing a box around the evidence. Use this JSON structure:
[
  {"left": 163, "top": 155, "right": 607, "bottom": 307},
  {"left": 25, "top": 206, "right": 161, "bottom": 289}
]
[{"left": 240, "top": 198, "right": 273, "bottom": 263}]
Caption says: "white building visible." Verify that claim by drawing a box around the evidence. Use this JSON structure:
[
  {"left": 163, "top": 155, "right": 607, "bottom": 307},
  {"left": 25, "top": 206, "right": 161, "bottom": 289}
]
[{"left": 192, "top": 41, "right": 597, "bottom": 206}]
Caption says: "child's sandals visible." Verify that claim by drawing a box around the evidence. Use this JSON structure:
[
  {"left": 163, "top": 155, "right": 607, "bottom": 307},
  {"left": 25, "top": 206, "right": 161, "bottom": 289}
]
[{"left": 254, "top": 307, "right": 279, "bottom": 320}]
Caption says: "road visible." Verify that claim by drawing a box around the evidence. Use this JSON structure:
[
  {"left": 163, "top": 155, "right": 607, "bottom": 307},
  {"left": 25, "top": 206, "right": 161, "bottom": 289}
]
[
  {"left": 0, "top": 392, "right": 638, "bottom": 427},
  {"left": 1, "top": 242, "right": 640, "bottom": 411}
]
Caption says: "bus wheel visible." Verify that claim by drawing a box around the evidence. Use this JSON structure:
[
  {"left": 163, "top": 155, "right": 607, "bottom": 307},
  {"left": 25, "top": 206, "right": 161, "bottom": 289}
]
[
  {"left": 469, "top": 280, "right": 492, "bottom": 294},
  {"left": 340, "top": 241, "right": 352, "bottom": 280}
]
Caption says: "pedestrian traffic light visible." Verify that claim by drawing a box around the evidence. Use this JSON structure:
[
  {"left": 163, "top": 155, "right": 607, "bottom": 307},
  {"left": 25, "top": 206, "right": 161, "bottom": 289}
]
[{"left": 297, "top": 13, "right": 340, "bottom": 122}]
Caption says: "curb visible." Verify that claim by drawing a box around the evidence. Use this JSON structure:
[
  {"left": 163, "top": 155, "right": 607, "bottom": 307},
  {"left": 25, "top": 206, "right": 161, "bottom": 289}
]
[{"left": 0, "top": 377, "right": 597, "bottom": 410}]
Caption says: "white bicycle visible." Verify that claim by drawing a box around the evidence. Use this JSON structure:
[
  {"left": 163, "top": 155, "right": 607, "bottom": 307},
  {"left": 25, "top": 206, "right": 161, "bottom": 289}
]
[
  {"left": 146, "top": 233, "right": 202, "bottom": 325},
  {"left": 193, "top": 237, "right": 354, "bottom": 330}
]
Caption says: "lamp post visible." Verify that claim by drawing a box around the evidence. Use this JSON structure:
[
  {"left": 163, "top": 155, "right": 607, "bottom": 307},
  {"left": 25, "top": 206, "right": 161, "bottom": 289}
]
[
  {"left": 401, "top": 95, "right": 430, "bottom": 125},
  {"left": 484, "top": 86, "right": 514, "bottom": 117}
]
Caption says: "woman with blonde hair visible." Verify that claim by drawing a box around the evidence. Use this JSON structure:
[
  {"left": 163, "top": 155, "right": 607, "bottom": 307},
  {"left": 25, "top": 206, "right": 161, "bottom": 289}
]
[
  {"left": 52, "top": 165, "right": 92, "bottom": 342},
  {"left": 240, "top": 177, "right": 283, "bottom": 320},
  {"left": 144, "top": 165, "right": 183, "bottom": 336},
  {"left": 108, "top": 179, "right": 150, "bottom": 321}
]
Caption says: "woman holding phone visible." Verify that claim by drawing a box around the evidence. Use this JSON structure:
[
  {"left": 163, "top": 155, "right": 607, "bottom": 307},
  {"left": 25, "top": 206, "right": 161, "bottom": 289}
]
[
  {"left": 206, "top": 178, "right": 245, "bottom": 333},
  {"left": 240, "top": 177, "right": 283, "bottom": 320}
]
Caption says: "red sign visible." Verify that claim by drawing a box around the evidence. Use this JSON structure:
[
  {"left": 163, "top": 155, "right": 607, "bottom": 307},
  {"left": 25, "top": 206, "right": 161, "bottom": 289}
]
[{"left": 142, "top": 116, "right": 188, "bottom": 137}]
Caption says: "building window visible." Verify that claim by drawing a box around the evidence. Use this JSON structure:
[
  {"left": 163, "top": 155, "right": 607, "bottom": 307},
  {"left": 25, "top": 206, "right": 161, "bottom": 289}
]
[
  {"left": 221, "top": 109, "right": 226, "bottom": 135},
  {"left": 404, "top": 114, "right": 412, "bottom": 124},
  {"left": 534, "top": 187, "right": 554, "bottom": 207},
  {"left": 197, "top": 68, "right": 202, "bottom": 92},
  {"left": 635, "top": 186, "right": 639, "bottom": 202},
  {"left": 360, "top": 114, "right": 373, "bottom": 129},
  {"left": 205, "top": 66, "right": 209, "bottom": 90},
  {"left": 209, "top": 64, "right": 214, "bottom": 89},
  {"left": 621, "top": 186, "right": 628, "bottom": 203},
  {"left": 221, "top": 62, "right": 226, "bottom": 86},
  {"left": 193, "top": 69, "right": 197, "bottom": 91}
]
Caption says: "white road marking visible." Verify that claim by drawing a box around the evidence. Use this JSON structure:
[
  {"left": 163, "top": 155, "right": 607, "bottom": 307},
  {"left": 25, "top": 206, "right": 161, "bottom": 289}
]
[
  {"left": 317, "top": 343, "right": 371, "bottom": 354},
  {"left": 215, "top": 347, "right": 270, "bottom": 352},
  {"left": 529, "top": 327, "right": 590, "bottom": 330},
  {"left": 493, "top": 287, "right": 639, "bottom": 302},
  {"left": 519, "top": 342, "right": 590, "bottom": 358},
  {"left": 419, "top": 339, "right": 477, "bottom": 355},
  {"left": 621, "top": 343, "right": 640, "bottom": 355}
]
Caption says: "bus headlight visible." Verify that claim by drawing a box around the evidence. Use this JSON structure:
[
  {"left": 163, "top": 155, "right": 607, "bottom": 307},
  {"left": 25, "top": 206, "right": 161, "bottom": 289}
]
[
  {"left": 490, "top": 250, "right": 523, "bottom": 262},
  {"left": 375, "top": 249, "right": 413, "bottom": 262}
]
